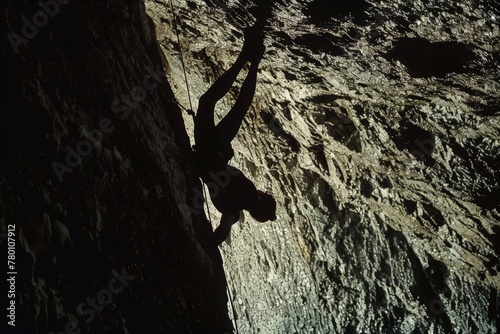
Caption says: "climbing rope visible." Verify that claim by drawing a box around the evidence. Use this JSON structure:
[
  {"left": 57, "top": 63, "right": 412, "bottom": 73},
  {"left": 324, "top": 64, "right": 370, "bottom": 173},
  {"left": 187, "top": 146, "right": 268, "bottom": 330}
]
[
  {"left": 168, "top": 0, "right": 212, "bottom": 227},
  {"left": 167, "top": 0, "right": 216, "bottom": 229},
  {"left": 168, "top": 2, "right": 240, "bottom": 333},
  {"left": 168, "top": 0, "right": 194, "bottom": 114},
  {"left": 171, "top": 96, "right": 195, "bottom": 117}
]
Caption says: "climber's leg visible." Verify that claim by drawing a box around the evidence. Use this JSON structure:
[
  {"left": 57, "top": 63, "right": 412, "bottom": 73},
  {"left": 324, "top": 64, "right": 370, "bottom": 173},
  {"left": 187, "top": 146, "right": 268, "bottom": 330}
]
[
  {"left": 215, "top": 46, "right": 264, "bottom": 142},
  {"left": 199, "top": 22, "right": 264, "bottom": 108},
  {"left": 195, "top": 50, "right": 249, "bottom": 142},
  {"left": 197, "top": 52, "right": 248, "bottom": 111}
]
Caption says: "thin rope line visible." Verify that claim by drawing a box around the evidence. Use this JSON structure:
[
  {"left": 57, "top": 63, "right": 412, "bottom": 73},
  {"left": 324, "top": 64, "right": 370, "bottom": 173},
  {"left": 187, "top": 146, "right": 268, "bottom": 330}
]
[
  {"left": 168, "top": 0, "right": 194, "bottom": 112},
  {"left": 168, "top": 4, "right": 240, "bottom": 332}
]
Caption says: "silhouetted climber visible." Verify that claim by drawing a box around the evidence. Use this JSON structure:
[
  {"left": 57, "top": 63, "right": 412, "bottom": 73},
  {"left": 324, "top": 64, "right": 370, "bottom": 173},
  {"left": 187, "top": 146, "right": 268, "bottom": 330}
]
[{"left": 194, "top": 24, "right": 276, "bottom": 245}]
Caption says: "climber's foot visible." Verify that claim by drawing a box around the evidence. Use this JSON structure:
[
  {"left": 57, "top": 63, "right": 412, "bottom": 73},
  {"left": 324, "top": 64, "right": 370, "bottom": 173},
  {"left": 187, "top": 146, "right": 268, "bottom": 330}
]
[
  {"left": 243, "top": 22, "right": 264, "bottom": 43},
  {"left": 242, "top": 22, "right": 265, "bottom": 57}
]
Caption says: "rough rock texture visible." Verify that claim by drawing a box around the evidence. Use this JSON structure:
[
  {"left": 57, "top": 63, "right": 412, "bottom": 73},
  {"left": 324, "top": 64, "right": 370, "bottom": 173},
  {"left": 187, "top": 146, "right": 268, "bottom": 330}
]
[
  {"left": 1, "top": 1, "right": 232, "bottom": 333},
  {"left": 146, "top": 0, "right": 499, "bottom": 333}
]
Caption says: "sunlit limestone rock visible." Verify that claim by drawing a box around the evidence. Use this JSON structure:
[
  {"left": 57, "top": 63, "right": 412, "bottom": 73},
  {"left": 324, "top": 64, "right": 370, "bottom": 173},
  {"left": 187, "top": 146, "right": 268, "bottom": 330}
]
[{"left": 147, "top": 0, "right": 499, "bottom": 333}]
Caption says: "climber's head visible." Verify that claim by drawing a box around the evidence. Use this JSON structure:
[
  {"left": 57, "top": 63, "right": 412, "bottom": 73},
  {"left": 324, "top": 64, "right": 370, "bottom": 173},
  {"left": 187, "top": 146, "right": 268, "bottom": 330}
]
[{"left": 249, "top": 191, "right": 277, "bottom": 222}]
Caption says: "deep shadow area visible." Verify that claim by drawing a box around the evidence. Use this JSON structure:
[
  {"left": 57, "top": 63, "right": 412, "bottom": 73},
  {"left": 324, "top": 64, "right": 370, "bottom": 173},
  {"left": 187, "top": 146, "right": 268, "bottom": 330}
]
[
  {"left": 468, "top": 95, "right": 500, "bottom": 117},
  {"left": 385, "top": 37, "right": 477, "bottom": 78},
  {"left": 470, "top": 155, "right": 500, "bottom": 211},
  {"left": 303, "top": 0, "right": 371, "bottom": 27},
  {"left": 450, "top": 137, "right": 500, "bottom": 211},
  {"left": 386, "top": 228, "right": 453, "bottom": 332},
  {"left": 1, "top": 1, "right": 232, "bottom": 333},
  {"left": 261, "top": 110, "right": 301, "bottom": 153},
  {"left": 294, "top": 33, "right": 345, "bottom": 56},
  {"left": 307, "top": 102, "right": 362, "bottom": 152},
  {"left": 389, "top": 119, "right": 436, "bottom": 167},
  {"left": 203, "top": 0, "right": 278, "bottom": 29},
  {"left": 421, "top": 202, "right": 446, "bottom": 229}
]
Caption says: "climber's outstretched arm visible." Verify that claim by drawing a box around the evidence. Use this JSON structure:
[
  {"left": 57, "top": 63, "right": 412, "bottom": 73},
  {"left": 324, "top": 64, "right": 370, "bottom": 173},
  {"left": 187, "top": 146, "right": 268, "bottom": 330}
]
[{"left": 212, "top": 212, "right": 239, "bottom": 245}]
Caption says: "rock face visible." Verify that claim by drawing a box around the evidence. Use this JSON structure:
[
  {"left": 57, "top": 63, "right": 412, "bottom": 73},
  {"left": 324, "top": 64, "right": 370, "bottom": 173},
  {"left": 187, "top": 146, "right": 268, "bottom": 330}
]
[
  {"left": 146, "top": 0, "right": 499, "bottom": 333},
  {"left": 2, "top": 0, "right": 499, "bottom": 333},
  {"left": 1, "top": 1, "right": 232, "bottom": 333}
]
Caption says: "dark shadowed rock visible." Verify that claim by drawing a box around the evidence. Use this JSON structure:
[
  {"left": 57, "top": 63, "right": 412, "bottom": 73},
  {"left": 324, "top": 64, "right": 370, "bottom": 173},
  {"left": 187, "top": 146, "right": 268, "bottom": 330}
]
[{"left": 1, "top": 1, "right": 232, "bottom": 333}]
